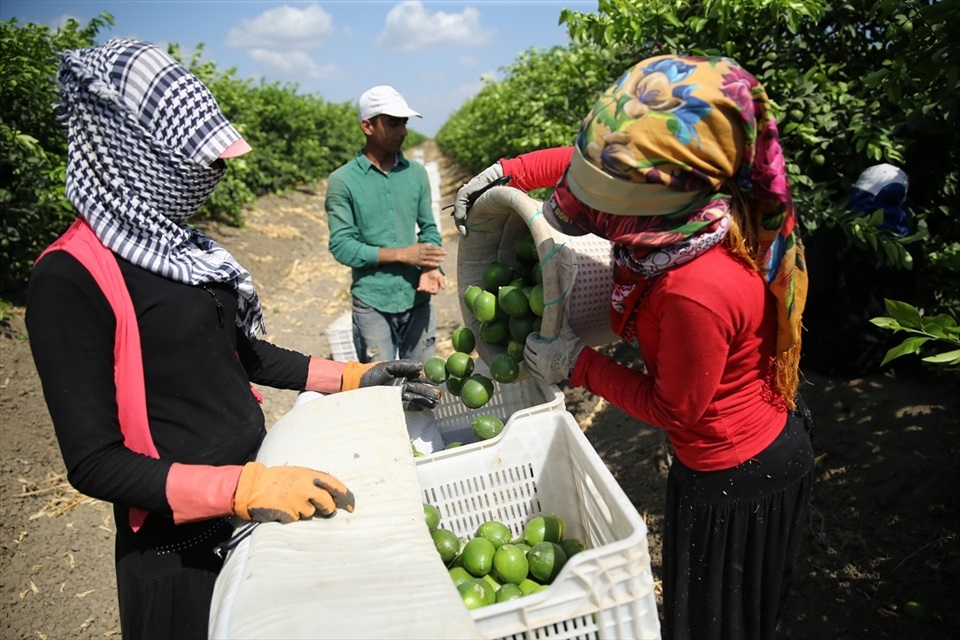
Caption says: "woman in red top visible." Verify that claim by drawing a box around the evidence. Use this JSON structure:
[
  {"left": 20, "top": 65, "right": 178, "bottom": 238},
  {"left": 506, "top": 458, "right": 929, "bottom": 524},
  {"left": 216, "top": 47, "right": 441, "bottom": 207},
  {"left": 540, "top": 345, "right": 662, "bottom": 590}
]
[{"left": 456, "top": 55, "right": 814, "bottom": 640}]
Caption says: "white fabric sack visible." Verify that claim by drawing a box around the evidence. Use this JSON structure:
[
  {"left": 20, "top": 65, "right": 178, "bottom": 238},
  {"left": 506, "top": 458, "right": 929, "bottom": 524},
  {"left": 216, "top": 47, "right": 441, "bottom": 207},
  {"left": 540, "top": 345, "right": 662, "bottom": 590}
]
[
  {"left": 458, "top": 186, "right": 617, "bottom": 371},
  {"left": 209, "top": 386, "right": 481, "bottom": 639}
]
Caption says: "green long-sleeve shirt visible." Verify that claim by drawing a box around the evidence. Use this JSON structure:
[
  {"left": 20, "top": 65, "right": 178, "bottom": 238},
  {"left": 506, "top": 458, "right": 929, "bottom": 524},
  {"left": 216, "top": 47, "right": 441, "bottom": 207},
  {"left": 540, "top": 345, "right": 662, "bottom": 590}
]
[{"left": 326, "top": 151, "right": 441, "bottom": 313}]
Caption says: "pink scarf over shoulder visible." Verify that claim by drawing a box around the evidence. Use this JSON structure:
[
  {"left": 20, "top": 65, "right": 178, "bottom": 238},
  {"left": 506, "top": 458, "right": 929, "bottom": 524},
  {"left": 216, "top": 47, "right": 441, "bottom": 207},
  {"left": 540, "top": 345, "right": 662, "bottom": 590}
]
[{"left": 39, "top": 218, "right": 157, "bottom": 531}]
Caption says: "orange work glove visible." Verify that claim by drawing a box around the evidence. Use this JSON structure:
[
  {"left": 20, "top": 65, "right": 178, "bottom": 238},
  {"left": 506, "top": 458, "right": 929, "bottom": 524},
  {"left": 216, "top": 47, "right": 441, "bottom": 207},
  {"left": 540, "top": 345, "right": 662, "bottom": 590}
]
[{"left": 233, "top": 461, "right": 355, "bottom": 524}]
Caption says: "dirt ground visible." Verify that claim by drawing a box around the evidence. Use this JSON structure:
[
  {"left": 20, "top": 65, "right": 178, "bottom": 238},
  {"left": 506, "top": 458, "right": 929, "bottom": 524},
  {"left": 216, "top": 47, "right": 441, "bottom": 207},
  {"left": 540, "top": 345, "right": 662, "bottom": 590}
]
[{"left": 1, "top": 141, "right": 958, "bottom": 639}]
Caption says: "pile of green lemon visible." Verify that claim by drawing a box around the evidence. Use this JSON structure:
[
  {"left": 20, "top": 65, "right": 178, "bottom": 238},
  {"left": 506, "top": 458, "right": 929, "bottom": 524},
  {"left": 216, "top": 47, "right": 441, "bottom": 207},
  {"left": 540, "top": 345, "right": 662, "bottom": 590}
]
[
  {"left": 424, "top": 504, "right": 586, "bottom": 610},
  {"left": 422, "top": 325, "right": 498, "bottom": 409},
  {"left": 466, "top": 233, "right": 543, "bottom": 367},
  {"left": 423, "top": 231, "right": 543, "bottom": 412}
]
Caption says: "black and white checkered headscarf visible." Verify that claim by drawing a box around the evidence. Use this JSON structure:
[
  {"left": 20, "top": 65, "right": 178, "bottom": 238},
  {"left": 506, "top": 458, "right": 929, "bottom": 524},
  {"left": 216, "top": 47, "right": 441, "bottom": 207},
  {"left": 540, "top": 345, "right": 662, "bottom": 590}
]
[{"left": 56, "top": 38, "right": 265, "bottom": 336}]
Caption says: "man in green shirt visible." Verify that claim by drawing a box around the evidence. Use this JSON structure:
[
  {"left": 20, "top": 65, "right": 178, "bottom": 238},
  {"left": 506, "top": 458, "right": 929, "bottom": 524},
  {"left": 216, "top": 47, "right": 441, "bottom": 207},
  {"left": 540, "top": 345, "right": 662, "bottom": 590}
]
[{"left": 326, "top": 85, "right": 446, "bottom": 364}]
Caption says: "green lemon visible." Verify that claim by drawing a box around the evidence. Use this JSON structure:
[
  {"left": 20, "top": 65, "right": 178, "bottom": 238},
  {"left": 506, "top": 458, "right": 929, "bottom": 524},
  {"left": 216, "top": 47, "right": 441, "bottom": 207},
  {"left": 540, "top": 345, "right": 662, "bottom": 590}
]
[
  {"left": 489, "top": 353, "right": 520, "bottom": 384},
  {"left": 472, "top": 290, "right": 499, "bottom": 324},
  {"left": 508, "top": 314, "right": 536, "bottom": 343},
  {"left": 559, "top": 537, "right": 586, "bottom": 558},
  {"left": 476, "top": 520, "right": 513, "bottom": 550},
  {"left": 513, "top": 263, "right": 533, "bottom": 285},
  {"left": 444, "top": 441, "right": 464, "bottom": 450},
  {"left": 445, "top": 375, "right": 465, "bottom": 397},
  {"left": 903, "top": 601, "right": 931, "bottom": 621},
  {"left": 493, "top": 544, "right": 530, "bottom": 585},
  {"left": 461, "top": 374, "right": 494, "bottom": 409},
  {"left": 513, "top": 233, "right": 538, "bottom": 264},
  {"left": 482, "top": 573, "right": 502, "bottom": 592},
  {"left": 498, "top": 285, "right": 530, "bottom": 318},
  {"left": 462, "top": 537, "right": 496, "bottom": 577},
  {"left": 506, "top": 338, "right": 525, "bottom": 362},
  {"left": 472, "top": 414, "right": 505, "bottom": 441},
  {"left": 446, "top": 352, "right": 475, "bottom": 379},
  {"left": 449, "top": 566, "right": 473, "bottom": 587},
  {"left": 496, "top": 583, "right": 524, "bottom": 603},
  {"left": 482, "top": 262, "right": 513, "bottom": 292},
  {"left": 528, "top": 284, "right": 545, "bottom": 317},
  {"left": 458, "top": 578, "right": 495, "bottom": 610},
  {"left": 423, "top": 357, "right": 448, "bottom": 384},
  {"left": 423, "top": 503, "right": 441, "bottom": 531},
  {"left": 451, "top": 326, "right": 476, "bottom": 354},
  {"left": 432, "top": 527, "right": 460, "bottom": 565},
  {"left": 518, "top": 578, "right": 544, "bottom": 595},
  {"left": 527, "top": 542, "right": 567, "bottom": 584},
  {"left": 479, "top": 316, "right": 510, "bottom": 344},
  {"left": 463, "top": 285, "right": 484, "bottom": 313},
  {"left": 524, "top": 515, "right": 565, "bottom": 546}
]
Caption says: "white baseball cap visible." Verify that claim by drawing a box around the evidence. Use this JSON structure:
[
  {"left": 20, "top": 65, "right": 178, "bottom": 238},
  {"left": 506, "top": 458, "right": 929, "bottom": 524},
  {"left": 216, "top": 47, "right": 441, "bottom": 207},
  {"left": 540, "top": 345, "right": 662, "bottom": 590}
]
[{"left": 357, "top": 85, "right": 422, "bottom": 123}]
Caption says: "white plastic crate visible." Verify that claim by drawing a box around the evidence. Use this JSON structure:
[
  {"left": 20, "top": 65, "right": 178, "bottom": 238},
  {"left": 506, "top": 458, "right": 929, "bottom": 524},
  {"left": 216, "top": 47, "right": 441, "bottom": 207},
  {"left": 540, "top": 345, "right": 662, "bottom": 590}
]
[
  {"left": 326, "top": 311, "right": 358, "bottom": 361},
  {"left": 425, "top": 360, "right": 564, "bottom": 455},
  {"left": 416, "top": 410, "right": 661, "bottom": 640}
]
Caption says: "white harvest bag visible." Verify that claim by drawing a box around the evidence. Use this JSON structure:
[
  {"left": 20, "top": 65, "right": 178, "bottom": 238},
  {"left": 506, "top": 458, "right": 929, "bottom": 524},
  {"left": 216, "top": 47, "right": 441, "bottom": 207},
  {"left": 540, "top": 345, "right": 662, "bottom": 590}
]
[{"left": 208, "top": 386, "right": 482, "bottom": 639}]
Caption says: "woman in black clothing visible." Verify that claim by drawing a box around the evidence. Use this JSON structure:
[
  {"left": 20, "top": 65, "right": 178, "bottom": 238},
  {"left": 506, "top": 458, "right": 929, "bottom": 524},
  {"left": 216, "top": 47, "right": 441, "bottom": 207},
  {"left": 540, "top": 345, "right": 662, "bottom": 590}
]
[{"left": 26, "top": 38, "right": 438, "bottom": 640}]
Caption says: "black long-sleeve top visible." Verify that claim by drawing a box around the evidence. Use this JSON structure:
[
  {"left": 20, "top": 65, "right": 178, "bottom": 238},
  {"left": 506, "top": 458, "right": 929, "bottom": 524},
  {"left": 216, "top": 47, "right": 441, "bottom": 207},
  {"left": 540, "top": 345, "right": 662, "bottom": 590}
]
[{"left": 26, "top": 251, "right": 309, "bottom": 515}]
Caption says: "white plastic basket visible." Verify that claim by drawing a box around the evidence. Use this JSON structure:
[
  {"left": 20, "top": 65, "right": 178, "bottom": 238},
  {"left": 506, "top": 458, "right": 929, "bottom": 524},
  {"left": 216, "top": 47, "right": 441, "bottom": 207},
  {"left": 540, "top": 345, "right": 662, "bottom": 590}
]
[
  {"left": 416, "top": 411, "right": 661, "bottom": 640},
  {"left": 424, "top": 360, "right": 565, "bottom": 455}
]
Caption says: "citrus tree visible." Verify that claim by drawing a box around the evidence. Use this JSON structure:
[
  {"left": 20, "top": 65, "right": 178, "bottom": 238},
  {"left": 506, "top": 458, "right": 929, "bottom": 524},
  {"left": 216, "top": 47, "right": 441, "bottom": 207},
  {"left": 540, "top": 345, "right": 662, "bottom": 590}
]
[
  {"left": 871, "top": 300, "right": 960, "bottom": 368},
  {"left": 0, "top": 15, "right": 112, "bottom": 292},
  {"left": 438, "top": 0, "right": 959, "bottom": 331},
  {"left": 436, "top": 45, "right": 626, "bottom": 173},
  {"left": 559, "top": 0, "right": 959, "bottom": 316}
]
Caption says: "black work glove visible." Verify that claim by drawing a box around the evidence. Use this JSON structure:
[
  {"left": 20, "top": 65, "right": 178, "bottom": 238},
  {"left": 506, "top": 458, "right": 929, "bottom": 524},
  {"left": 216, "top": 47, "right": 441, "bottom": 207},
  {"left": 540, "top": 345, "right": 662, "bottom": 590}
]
[{"left": 341, "top": 359, "right": 441, "bottom": 411}]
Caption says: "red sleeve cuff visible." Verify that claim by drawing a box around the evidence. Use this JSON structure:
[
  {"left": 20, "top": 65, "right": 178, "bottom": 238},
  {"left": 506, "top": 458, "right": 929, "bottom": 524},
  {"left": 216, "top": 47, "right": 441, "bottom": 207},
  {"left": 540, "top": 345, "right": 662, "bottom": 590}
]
[{"left": 500, "top": 147, "right": 575, "bottom": 192}]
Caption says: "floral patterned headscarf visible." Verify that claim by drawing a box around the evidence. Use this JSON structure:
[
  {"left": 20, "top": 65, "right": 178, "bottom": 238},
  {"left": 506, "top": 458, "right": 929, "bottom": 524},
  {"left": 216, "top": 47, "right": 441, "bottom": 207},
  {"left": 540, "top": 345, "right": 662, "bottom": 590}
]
[{"left": 554, "top": 55, "right": 807, "bottom": 355}]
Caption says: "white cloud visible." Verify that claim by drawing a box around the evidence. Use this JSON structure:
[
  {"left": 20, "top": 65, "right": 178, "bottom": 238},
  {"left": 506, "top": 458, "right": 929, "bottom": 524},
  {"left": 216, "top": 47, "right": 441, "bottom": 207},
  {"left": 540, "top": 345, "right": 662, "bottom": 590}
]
[
  {"left": 248, "top": 49, "right": 341, "bottom": 80},
  {"left": 458, "top": 56, "right": 480, "bottom": 67},
  {"left": 376, "top": 1, "right": 494, "bottom": 52},
  {"left": 226, "top": 4, "right": 334, "bottom": 50}
]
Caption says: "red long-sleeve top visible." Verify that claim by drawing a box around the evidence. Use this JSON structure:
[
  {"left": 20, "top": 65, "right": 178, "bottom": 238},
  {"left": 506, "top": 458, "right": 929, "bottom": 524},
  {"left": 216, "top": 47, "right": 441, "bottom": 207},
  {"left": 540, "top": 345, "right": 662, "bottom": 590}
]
[{"left": 500, "top": 149, "right": 787, "bottom": 471}]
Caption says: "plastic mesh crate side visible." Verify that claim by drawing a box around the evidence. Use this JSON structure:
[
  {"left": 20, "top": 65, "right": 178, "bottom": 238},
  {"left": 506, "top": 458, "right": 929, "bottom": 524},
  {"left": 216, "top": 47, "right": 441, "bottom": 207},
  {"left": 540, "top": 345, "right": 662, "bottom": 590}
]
[
  {"left": 421, "top": 458, "right": 541, "bottom": 541},
  {"left": 473, "top": 541, "right": 659, "bottom": 640},
  {"left": 326, "top": 311, "right": 358, "bottom": 361},
  {"left": 416, "top": 412, "right": 660, "bottom": 639}
]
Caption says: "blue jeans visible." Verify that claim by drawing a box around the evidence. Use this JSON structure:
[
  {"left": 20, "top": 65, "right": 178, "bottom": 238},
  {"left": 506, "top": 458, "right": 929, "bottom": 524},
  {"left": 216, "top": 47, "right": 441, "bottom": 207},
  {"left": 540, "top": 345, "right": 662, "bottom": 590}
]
[{"left": 352, "top": 298, "right": 436, "bottom": 364}]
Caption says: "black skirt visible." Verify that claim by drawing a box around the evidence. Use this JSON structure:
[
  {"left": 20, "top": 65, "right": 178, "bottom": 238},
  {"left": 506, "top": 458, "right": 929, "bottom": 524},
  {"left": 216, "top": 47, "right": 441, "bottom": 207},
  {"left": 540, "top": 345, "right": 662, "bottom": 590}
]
[
  {"left": 114, "top": 507, "right": 233, "bottom": 640},
  {"left": 661, "top": 406, "right": 814, "bottom": 640}
]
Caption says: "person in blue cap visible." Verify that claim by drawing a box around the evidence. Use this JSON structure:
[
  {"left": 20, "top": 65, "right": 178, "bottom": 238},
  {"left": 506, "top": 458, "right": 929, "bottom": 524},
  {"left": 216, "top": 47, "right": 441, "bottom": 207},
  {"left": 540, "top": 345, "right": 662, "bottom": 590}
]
[{"left": 802, "top": 164, "right": 918, "bottom": 376}]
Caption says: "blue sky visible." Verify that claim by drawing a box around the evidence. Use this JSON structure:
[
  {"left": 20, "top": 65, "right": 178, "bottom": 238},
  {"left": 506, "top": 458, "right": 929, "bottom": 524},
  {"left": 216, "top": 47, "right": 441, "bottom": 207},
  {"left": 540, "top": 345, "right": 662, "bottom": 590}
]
[{"left": 1, "top": 1, "right": 595, "bottom": 137}]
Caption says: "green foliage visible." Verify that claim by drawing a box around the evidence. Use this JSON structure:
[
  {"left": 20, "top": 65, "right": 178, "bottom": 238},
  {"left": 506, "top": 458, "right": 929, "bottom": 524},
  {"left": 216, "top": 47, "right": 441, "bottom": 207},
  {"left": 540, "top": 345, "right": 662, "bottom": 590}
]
[
  {"left": 1, "top": 17, "right": 366, "bottom": 291},
  {"left": 439, "top": 0, "right": 960, "bottom": 320},
  {"left": 403, "top": 129, "right": 430, "bottom": 149},
  {"left": 0, "top": 15, "right": 112, "bottom": 292},
  {"left": 436, "top": 45, "right": 627, "bottom": 172},
  {"left": 871, "top": 299, "right": 960, "bottom": 368},
  {"left": 562, "top": 0, "right": 960, "bottom": 318}
]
